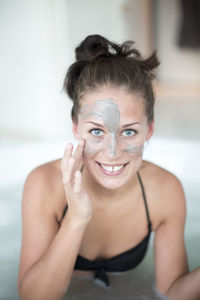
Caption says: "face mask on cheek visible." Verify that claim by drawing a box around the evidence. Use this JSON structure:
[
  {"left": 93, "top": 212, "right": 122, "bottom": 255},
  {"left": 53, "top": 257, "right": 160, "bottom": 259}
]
[
  {"left": 83, "top": 133, "right": 119, "bottom": 157},
  {"left": 84, "top": 138, "right": 104, "bottom": 156}
]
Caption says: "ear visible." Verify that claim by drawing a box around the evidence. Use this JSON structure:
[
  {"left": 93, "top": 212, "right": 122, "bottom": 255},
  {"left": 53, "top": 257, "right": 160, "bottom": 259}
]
[
  {"left": 72, "top": 122, "right": 81, "bottom": 140},
  {"left": 146, "top": 120, "right": 154, "bottom": 141}
]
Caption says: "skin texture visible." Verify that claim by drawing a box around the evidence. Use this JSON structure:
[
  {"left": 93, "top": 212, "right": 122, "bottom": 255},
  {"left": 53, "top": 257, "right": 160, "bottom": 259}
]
[{"left": 18, "top": 85, "right": 200, "bottom": 300}]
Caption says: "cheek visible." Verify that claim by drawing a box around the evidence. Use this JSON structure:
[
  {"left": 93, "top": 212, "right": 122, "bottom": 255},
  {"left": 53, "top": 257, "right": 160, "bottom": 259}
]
[
  {"left": 119, "top": 136, "right": 145, "bottom": 157},
  {"left": 84, "top": 138, "right": 104, "bottom": 156},
  {"left": 123, "top": 144, "right": 144, "bottom": 157}
]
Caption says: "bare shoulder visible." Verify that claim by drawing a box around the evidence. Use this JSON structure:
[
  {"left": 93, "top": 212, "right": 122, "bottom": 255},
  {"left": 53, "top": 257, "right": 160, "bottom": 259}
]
[
  {"left": 23, "top": 158, "right": 65, "bottom": 222},
  {"left": 140, "top": 160, "right": 186, "bottom": 230},
  {"left": 24, "top": 159, "right": 62, "bottom": 199},
  {"left": 140, "top": 160, "right": 184, "bottom": 190}
]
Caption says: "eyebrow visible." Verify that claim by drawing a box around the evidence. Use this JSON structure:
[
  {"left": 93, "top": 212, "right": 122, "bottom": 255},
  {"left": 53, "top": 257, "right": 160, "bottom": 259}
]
[
  {"left": 86, "top": 121, "right": 141, "bottom": 128},
  {"left": 121, "top": 122, "right": 141, "bottom": 128},
  {"left": 86, "top": 122, "right": 104, "bottom": 127}
]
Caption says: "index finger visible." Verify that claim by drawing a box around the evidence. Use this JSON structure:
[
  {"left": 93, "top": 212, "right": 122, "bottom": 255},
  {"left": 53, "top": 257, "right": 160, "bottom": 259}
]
[
  {"left": 60, "top": 142, "right": 73, "bottom": 172},
  {"left": 73, "top": 139, "right": 85, "bottom": 171}
]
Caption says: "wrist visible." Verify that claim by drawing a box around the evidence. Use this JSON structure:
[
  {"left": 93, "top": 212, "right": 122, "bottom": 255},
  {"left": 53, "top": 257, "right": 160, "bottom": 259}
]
[{"left": 64, "top": 214, "right": 90, "bottom": 229}]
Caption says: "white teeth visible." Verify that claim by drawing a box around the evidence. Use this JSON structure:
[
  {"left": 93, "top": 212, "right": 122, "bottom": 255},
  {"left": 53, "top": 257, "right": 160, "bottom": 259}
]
[
  {"left": 113, "top": 165, "right": 123, "bottom": 171},
  {"left": 100, "top": 164, "right": 124, "bottom": 172}
]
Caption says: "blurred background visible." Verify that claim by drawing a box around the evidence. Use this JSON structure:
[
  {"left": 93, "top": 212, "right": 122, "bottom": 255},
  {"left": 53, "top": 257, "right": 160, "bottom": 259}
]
[{"left": 0, "top": 0, "right": 200, "bottom": 299}]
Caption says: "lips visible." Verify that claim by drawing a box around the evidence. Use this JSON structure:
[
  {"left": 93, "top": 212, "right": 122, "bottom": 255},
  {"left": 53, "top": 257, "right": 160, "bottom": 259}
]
[{"left": 96, "top": 162, "right": 128, "bottom": 175}]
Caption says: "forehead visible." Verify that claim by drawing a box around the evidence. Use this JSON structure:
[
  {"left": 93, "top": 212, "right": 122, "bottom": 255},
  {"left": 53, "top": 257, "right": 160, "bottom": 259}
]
[{"left": 80, "top": 86, "right": 145, "bottom": 121}]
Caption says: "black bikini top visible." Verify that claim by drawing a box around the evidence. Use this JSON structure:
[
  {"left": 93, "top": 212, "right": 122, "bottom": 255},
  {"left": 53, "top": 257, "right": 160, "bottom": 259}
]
[{"left": 62, "top": 172, "right": 152, "bottom": 287}]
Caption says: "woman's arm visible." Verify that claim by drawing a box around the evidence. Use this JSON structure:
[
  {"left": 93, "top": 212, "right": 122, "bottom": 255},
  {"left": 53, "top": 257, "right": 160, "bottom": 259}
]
[
  {"left": 18, "top": 167, "right": 87, "bottom": 300},
  {"left": 166, "top": 268, "right": 200, "bottom": 300},
  {"left": 18, "top": 141, "right": 92, "bottom": 300},
  {"left": 154, "top": 173, "right": 200, "bottom": 300}
]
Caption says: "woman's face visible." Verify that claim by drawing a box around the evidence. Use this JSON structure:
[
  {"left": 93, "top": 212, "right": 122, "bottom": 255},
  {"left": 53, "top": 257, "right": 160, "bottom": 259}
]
[{"left": 73, "top": 86, "right": 154, "bottom": 190}]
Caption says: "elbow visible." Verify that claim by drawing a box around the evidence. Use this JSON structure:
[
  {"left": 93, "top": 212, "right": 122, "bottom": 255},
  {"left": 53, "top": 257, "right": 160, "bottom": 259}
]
[
  {"left": 17, "top": 277, "right": 69, "bottom": 300},
  {"left": 154, "top": 284, "right": 171, "bottom": 300},
  {"left": 17, "top": 277, "right": 23, "bottom": 300},
  {"left": 17, "top": 276, "right": 36, "bottom": 300},
  {"left": 17, "top": 277, "right": 29, "bottom": 300}
]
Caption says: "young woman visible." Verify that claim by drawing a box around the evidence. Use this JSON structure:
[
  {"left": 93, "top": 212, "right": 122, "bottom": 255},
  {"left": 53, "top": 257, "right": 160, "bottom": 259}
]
[{"left": 18, "top": 35, "right": 200, "bottom": 300}]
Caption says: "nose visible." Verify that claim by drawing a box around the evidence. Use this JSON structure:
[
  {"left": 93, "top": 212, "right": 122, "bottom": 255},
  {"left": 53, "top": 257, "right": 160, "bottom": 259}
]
[{"left": 104, "top": 133, "right": 121, "bottom": 157}]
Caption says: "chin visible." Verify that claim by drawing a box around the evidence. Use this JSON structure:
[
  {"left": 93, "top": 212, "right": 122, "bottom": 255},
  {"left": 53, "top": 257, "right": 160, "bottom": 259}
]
[{"left": 98, "top": 179, "right": 128, "bottom": 190}]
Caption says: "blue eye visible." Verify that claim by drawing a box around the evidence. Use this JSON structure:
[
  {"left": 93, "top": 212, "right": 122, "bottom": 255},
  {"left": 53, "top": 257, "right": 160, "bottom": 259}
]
[
  {"left": 90, "top": 129, "right": 104, "bottom": 136},
  {"left": 122, "top": 129, "right": 136, "bottom": 137}
]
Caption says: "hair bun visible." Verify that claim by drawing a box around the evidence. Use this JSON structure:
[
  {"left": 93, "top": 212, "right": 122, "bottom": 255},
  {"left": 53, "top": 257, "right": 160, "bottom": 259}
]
[
  {"left": 75, "top": 35, "right": 109, "bottom": 62},
  {"left": 138, "top": 51, "right": 160, "bottom": 79}
]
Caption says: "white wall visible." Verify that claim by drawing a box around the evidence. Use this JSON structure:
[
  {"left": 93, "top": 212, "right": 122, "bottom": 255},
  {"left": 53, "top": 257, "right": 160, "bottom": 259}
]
[{"left": 0, "top": 0, "right": 72, "bottom": 140}]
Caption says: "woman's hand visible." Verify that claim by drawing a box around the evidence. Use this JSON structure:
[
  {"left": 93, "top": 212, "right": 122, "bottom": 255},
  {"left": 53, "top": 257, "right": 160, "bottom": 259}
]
[{"left": 61, "top": 140, "right": 92, "bottom": 227}]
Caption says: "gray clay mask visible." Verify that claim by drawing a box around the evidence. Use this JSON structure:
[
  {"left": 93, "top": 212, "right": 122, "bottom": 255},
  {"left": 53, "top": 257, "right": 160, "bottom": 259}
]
[{"left": 80, "top": 98, "right": 144, "bottom": 157}]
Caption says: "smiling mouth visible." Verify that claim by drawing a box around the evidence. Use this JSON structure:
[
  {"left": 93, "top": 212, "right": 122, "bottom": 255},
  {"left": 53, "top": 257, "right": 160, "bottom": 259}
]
[{"left": 96, "top": 162, "right": 128, "bottom": 175}]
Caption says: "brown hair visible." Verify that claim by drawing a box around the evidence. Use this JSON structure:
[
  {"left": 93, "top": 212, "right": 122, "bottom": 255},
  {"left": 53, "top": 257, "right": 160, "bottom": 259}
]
[{"left": 63, "top": 34, "right": 160, "bottom": 123}]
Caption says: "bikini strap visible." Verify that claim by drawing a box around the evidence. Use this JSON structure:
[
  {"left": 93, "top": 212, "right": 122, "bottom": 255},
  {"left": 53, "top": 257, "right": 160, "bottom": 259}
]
[{"left": 137, "top": 171, "right": 152, "bottom": 233}]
